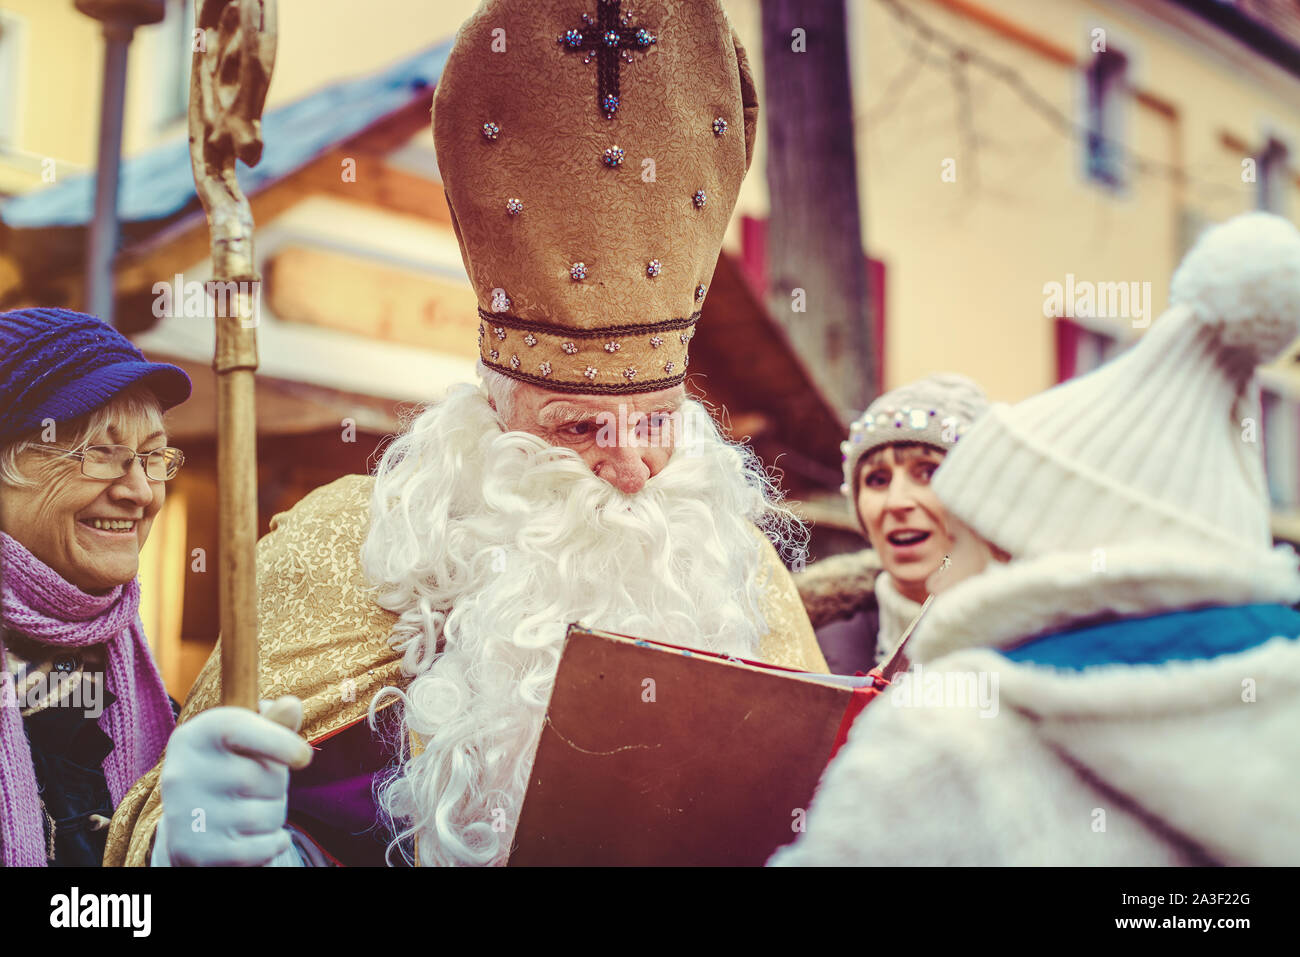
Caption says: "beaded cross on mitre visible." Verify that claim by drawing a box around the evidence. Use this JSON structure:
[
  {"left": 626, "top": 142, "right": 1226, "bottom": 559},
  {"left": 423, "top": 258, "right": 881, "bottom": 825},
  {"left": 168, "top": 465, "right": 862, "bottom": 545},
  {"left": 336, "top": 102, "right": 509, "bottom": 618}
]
[{"left": 557, "top": 1, "right": 658, "bottom": 119}]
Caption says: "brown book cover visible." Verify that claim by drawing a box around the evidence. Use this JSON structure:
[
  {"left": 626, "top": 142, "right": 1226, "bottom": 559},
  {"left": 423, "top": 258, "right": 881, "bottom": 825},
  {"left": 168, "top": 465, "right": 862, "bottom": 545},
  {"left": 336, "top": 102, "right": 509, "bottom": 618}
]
[{"left": 508, "top": 624, "right": 870, "bottom": 866}]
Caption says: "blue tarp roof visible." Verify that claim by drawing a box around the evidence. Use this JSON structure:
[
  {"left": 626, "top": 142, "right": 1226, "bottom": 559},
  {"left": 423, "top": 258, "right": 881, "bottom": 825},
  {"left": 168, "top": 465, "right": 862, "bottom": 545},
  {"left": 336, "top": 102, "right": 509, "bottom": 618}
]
[{"left": 1, "top": 39, "right": 451, "bottom": 230}]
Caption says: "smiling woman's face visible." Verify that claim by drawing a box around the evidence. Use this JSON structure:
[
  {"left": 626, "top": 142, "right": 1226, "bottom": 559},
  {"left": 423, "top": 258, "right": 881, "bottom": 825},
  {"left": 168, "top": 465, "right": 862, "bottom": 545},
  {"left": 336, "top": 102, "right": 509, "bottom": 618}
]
[
  {"left": 1, "top": 395, "right": 167, "bottom": 595},
  {"left": 855, "top": 443, "right": 952, "bottom": 603}
]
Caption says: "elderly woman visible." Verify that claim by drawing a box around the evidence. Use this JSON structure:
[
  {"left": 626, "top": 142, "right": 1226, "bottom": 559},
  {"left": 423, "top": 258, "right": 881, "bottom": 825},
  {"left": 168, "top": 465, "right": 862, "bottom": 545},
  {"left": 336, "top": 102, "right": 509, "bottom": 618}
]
[
  {"left": 774, "top": 212, "right": 1300, "bottom": 866},
  {"left": 799, "top": 374, "right": 989, "bottom": 673},
  {"left": 0, "top": 307, "right": 190, "bottom": 866}
]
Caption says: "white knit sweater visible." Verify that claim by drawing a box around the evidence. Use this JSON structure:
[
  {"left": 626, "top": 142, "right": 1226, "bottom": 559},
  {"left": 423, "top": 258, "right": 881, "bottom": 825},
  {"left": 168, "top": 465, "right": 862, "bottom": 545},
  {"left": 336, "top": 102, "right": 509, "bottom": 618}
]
[{"left": 872, "top": 572, "right": 922, "bottom": 665}]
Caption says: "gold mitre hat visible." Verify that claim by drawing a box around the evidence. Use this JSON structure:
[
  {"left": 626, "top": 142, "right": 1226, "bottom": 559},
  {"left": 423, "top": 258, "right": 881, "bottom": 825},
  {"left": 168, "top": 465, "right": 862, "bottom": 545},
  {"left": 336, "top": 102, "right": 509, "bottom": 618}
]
[{"left": 433, "top": 0, "right": 758, "bottom": 394}]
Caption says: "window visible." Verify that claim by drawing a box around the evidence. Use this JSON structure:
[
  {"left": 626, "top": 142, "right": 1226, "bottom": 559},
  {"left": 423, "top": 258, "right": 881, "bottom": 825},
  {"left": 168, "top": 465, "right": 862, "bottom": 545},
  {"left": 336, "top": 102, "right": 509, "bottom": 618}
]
[
  {"left": 0, "top": 13, "right": 25, "bottom": 149},
  {"left": 1054, "top": 316, "right": 1125, "bottom": 382},
  {"left": 1257, "top": 137, "right": 1291, "bottom": 214},
  {"left": 1084, "top": 48, "right": 1128, "bottom": 189}
]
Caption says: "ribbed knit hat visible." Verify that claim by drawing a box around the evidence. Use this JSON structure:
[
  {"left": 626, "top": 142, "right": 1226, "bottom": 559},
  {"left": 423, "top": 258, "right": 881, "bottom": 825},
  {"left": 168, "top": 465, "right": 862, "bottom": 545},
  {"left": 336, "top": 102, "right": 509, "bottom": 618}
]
[
  {"left": 0, "top": 308, "right": 192, "bottom": 447},
  {"left": 841, "top": 373, "right": 989, "bottom": 496},
  {"left": 933, "top": 212, "right": 1300, "bottom": 560}
]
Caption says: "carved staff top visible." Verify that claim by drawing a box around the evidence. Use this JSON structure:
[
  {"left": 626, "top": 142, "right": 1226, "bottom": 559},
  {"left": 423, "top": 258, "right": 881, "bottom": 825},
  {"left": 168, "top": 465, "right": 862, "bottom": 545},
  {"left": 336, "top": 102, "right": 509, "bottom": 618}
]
[{"left": 189, "top": 0, "right": 277, "bottom": 288}]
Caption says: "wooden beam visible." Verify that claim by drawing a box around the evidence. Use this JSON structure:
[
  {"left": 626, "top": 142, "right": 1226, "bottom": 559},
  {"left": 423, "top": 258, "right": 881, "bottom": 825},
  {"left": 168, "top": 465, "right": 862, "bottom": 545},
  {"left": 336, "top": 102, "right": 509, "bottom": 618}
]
[
  {"left": 293, "top": 148, "right": 451, "bottom": 224},
  {"left": 265, "top": 243, "right": 478, "bottom": 356},
  {"left": 109, "top": 95, "right": 445, "bottom": 310},
  {"left": 924, "top": 0, "right": 1074, "bottom": 67}
]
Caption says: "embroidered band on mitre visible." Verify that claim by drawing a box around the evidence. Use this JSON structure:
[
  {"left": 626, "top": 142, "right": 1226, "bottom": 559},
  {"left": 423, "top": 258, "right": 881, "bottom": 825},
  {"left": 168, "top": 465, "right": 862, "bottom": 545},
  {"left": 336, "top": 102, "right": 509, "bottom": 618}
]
[{"left": 433, "top": 0, "right": 758, "bottom": 394}]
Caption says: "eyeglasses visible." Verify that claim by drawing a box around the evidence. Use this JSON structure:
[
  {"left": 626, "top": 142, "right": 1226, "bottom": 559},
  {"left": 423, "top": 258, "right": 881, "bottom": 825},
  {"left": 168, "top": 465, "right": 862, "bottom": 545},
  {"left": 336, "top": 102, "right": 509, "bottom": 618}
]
[{"left": 35, "top": 445, "right": 186, "bottom": 482}]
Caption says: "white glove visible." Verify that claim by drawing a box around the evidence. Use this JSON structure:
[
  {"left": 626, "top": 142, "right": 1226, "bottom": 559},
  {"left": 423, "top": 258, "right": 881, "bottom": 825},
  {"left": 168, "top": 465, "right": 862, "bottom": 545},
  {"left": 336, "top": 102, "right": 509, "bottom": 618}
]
[{"left": 152, "top": 696, "right": 313, "bottom": 867}]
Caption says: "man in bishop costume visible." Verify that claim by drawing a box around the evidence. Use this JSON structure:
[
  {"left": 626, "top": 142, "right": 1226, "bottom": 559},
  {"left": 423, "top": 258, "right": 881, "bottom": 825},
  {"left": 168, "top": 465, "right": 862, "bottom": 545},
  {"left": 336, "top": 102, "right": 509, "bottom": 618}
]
[{"left": 107, "top": 0, "right": 828, "bottom": 867}]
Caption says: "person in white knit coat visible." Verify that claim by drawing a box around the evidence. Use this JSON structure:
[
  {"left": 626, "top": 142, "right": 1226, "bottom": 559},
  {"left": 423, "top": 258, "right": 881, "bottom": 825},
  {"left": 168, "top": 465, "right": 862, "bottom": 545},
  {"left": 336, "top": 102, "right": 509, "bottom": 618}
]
[{"left": 770, "top": 212, "right": 1300, "bottom": 867}]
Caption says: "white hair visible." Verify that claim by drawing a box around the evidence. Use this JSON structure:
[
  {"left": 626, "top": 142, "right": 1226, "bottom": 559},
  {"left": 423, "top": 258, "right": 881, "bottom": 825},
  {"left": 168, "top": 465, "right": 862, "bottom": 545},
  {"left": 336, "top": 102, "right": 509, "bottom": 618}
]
[
  {"left": 0, "top": 385, "right": 164, "bottom": 489},
  {"left": 362, "top": 380, "right": 806, "bottom": 865},
  {"left": 476, "top": 359, "right": 520, "bottom": 425}
]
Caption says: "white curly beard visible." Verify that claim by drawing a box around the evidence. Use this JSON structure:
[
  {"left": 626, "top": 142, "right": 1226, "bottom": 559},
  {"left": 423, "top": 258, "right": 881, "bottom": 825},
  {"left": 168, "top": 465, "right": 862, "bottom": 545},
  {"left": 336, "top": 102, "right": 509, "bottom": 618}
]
[{"left": 360, "top": 382, "right": 804, "bottom": 865}]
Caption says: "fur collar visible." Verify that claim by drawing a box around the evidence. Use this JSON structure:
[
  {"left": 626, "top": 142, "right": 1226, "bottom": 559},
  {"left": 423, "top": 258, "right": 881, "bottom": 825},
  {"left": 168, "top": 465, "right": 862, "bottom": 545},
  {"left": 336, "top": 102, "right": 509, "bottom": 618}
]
[
  {"left": 924, "top": 638, "right": 1300, "bottom": 866},
  {"left": 795, "top": 549, "right": 880, "bottom": 629},
  {"left": 911, "top": 541, "right": 1300, "bottom": 663}
]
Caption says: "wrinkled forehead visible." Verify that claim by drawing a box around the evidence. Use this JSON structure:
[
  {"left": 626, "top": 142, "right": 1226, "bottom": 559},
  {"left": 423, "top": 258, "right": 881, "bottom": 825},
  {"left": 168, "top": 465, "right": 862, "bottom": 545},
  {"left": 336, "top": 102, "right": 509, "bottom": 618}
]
[
  {"left": 98, "top": 420, "right": 167, "bottom": 447},
  {"left": 525, "top": 382, "right": 688, "bottom": 421},
  {"left": 79, "top": 394, "right": 167, "bottom": 447}
]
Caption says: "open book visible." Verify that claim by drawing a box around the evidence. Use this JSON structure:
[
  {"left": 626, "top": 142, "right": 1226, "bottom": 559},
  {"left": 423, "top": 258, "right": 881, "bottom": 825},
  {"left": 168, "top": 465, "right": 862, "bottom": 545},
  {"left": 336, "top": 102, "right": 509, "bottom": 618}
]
[{"left": 507, "top": 624, "right": 887, "bottom": 866}]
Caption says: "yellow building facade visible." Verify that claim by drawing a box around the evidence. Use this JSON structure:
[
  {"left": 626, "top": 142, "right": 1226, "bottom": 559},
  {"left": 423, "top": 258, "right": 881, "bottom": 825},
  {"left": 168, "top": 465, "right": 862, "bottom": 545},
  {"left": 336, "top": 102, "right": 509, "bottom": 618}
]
[{"left": 725, "top": 0, "right": 1299, "bottom": 397}]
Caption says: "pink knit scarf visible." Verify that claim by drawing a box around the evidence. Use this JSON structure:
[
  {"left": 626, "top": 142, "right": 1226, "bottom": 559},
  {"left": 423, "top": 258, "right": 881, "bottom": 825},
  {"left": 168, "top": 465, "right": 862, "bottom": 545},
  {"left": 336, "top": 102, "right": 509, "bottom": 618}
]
[{"left": 0, "top": 532, "right": 174, "bottom": 866}]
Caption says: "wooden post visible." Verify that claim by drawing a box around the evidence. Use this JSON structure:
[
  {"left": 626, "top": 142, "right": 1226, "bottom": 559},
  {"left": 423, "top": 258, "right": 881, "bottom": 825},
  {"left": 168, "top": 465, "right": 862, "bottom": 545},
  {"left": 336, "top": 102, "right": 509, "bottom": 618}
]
[
  {"left": 74, "top": 0, "right": 168, "bottom": 325},
  {"left": 188, "top": 0, "right": 277, "bottom": 709},
  {"left": 760, "top": 0, "right": 876, "bottom": 415}
]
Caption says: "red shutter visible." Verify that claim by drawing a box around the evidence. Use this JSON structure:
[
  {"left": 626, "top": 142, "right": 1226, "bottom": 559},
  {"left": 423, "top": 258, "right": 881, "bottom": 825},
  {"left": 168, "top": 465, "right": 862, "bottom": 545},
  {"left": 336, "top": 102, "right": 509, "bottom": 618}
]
[{"left": 1054, "top": 316, "right": 1080, "bottom": 383}]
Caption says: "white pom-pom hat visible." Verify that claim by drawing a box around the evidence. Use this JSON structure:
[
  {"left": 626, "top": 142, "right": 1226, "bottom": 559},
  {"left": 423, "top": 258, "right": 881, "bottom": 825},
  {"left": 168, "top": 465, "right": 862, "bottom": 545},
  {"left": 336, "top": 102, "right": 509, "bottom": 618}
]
[{"left": 932, "top": 212, "right": 1300, "bottom": 560}]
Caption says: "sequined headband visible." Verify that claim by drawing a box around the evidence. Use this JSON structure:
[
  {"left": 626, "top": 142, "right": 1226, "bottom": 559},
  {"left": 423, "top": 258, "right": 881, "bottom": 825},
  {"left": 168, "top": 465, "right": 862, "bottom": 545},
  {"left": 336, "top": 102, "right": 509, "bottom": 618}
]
[{"left": 840, "top": 405, "right": 969, "bottom": 496}]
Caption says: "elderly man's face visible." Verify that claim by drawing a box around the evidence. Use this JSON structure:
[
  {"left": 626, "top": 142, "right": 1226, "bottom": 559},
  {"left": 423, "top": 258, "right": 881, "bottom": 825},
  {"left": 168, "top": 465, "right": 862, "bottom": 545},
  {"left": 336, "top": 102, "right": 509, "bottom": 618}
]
[{"left": 501, "top": 382, "right": 685, "bottom": 495}]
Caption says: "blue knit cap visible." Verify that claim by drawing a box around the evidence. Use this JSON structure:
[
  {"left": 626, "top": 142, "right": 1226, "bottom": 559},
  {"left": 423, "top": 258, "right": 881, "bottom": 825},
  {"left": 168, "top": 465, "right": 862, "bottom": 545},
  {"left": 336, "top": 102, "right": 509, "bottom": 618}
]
[{"left": 0, "top": 308, "right": 192, "bottom": 447}]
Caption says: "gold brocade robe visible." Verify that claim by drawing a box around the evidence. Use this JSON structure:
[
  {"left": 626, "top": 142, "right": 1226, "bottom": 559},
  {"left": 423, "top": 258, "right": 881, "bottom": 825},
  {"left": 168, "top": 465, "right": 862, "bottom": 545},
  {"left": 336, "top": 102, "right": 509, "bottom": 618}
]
[{"left": 104, "top": 474, "right": 828, "bottom": 866}]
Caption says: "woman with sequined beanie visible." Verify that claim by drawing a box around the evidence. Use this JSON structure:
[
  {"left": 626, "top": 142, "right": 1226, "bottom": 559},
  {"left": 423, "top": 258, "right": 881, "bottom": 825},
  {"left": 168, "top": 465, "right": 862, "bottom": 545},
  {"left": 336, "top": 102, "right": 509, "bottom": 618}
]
[{"left": 806, "top": 374, "right": 989, "bottom": 671}]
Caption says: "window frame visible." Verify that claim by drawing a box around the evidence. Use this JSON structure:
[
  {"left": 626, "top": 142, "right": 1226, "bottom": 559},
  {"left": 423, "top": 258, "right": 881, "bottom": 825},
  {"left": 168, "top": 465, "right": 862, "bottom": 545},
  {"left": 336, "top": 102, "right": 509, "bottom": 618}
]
[
  {"left": 1256, "top": 136, "right": 1291, "bottom": 214},
  {"left": 1260, "top": 378, "right": 1299, "bottom": 512},
  {"left": 1082, "top": 45, "right": 1130, "bottom": 191}
]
